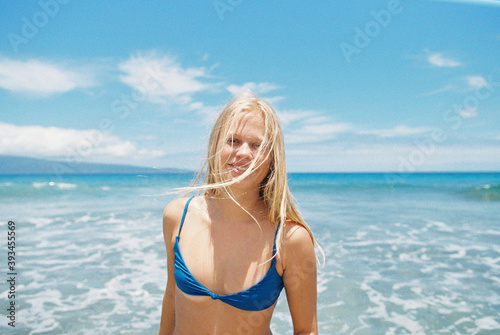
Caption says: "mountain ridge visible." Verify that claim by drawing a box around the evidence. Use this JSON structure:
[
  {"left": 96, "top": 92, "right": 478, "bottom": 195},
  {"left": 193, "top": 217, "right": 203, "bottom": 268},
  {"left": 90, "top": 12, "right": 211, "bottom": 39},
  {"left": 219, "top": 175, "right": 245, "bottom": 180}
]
[{"left": 0, "top": 155, "right": 192, "bottom": 175}]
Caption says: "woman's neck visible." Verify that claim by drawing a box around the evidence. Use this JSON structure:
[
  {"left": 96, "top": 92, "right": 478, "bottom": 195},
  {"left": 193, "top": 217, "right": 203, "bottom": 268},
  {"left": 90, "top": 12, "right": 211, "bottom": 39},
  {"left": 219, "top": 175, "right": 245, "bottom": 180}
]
[{"left": 206, "top": 188, "right": 267, "bottom": 223}]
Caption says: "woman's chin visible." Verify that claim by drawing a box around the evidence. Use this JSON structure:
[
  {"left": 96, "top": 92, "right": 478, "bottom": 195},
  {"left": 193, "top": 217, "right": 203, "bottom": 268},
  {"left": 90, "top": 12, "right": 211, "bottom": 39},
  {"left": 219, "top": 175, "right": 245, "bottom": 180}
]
[{"left": 222, "top": 172, "right": 252, "bottom": 189}]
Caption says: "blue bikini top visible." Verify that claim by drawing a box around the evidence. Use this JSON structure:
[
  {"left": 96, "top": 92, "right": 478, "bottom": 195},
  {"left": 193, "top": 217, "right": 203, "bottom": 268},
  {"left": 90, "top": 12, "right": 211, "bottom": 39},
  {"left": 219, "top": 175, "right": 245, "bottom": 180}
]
[{"left": 174, "top": 197, "right": 284, "bottom": 311}]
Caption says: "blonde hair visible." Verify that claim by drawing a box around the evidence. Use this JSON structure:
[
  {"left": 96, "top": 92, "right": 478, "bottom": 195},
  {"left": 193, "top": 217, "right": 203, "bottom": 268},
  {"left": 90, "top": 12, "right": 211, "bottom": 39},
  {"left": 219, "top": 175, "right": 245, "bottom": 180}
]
[{"left": 189, "top": 92, "right": 323, "bottom": 263}]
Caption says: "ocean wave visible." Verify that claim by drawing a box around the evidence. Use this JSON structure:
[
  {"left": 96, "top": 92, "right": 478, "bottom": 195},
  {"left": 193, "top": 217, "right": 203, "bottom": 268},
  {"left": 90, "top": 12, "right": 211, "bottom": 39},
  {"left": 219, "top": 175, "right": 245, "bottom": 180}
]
[
  {"left": 290, "top": 176, "right": 500, "bottom": 203},
  {"left": 462, "top": 184, "right": 500, "bottom": 201},
  {"left": 32, "top": 181, "right": 77, "bottom": 189},
  {"left": 2, "top": 173, "right": 499, "bottom": 334},
  {"left": 5, "top": 211, "right": 165, "bottom": 335},
  {"left": 0, "top": 181, "right": 79, "bottom": 200}
]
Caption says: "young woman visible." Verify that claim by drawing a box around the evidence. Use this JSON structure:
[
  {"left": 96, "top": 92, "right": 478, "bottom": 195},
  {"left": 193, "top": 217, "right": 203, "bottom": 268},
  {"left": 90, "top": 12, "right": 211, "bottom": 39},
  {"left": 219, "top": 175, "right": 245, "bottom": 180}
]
[{"left": 158, "top": 93, "right": 322, "bottom": 334}]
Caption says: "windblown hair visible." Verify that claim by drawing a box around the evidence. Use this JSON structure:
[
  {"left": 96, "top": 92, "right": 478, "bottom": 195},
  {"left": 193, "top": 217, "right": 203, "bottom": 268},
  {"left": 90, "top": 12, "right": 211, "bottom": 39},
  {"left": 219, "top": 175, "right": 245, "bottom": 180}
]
[{"left": 190, "top": 92, "right": 323, "bottom": 261}]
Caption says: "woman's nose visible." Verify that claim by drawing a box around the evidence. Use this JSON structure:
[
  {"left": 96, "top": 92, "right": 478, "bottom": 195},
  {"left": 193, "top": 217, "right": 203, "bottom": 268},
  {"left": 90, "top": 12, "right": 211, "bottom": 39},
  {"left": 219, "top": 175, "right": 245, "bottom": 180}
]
[{"left": 236, "top": 142, "right": 252, "bottom": 158}]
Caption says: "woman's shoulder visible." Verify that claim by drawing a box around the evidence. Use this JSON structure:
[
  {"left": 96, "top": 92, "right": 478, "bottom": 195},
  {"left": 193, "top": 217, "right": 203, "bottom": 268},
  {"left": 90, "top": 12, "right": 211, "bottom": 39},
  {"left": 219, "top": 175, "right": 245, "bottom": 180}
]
[
  {"left": 162, "top": 196, "right": 198, "bottom": 231},
  {"left": 281, "top": 220, "right": 316, "bottom": 269},
  {"left": 163, "top": 196, "right": 192, "bottom": 215},
  {"left": 282, "top": 220, "right": 314, "bottom": 246}
]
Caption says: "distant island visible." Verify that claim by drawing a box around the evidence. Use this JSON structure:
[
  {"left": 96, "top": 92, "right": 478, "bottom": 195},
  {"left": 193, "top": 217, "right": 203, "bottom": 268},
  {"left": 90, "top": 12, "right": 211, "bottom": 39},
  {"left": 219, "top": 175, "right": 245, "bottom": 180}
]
[{"left": 0, "top": 155, "right": 192, "bottom": 175}]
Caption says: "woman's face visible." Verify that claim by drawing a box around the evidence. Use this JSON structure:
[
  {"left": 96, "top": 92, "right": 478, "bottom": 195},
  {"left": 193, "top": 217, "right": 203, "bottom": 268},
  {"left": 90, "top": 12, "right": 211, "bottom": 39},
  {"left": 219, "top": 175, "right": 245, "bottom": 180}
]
[{"left": 220, "top": 111, "right": 272, "bottom": 194}]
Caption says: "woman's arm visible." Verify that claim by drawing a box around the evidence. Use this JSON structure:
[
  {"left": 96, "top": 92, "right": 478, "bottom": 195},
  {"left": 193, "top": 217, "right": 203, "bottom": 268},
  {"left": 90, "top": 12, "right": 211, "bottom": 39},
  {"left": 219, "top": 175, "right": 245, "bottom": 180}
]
[
  {"left": 158, "top": 199, "right": 185, "bottom": 335},
  {"left": 282, "top": 223, "right": 319, "bottom": 335}
]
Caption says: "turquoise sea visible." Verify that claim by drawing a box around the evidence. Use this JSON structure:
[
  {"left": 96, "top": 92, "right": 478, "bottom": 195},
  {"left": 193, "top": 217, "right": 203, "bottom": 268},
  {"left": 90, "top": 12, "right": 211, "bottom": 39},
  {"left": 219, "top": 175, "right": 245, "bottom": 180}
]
[{"left": 1, "top": 172, "right": 499, "bottom": 334}]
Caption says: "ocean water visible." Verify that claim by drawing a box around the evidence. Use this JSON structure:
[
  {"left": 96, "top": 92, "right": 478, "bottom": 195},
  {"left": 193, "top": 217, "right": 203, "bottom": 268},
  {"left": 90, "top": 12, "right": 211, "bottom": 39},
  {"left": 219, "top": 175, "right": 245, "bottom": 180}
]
[{"left": 1, "top": 172, "right": 499, "bottom": 334}]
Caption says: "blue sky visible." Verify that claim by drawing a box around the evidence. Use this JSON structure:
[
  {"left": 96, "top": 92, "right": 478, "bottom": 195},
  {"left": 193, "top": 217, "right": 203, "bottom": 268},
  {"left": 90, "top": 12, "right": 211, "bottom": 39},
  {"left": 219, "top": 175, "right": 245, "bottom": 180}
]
[{"left": 0, "top": 0, "right": 499, "bottom": 172}]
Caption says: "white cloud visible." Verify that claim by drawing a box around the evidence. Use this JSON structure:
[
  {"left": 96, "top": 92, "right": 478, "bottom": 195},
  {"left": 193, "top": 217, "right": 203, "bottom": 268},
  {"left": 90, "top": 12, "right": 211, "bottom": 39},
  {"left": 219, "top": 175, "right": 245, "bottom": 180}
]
[
  {"left": 186, "top": 101, "right": 222, "bottom": 124},
  {"left": 118, "top": 52, "right": 212, "bottom": 104},
  {"left": 301, "top": 123, "right": 352, "bottom": 136},
  {"left": 274, "top": 109, "right": 352, "bottom": 143},
  {"left": 227, "top": 82, "right": 281, "bottom": 95},
  {"left": 226, "top": 82, "right": 285, "bottom": 105},
  {"left": 279, "top": 109, "right": 432, "bottom": 144},
  {"left": 419, "top": 84, "right": 456, "bottom": 97},
  {"left": 286, "top": 142, "right": 500, "bottom": 172},
  {"left": 0, "top": 122, "right": 164, "bottom": 160},
  {"left": 276, "top": 109, "right": 317, "bottom": 125},
  {"left": 432, "top": 0, "right": 500, "bottom": 7},
  {"left": 427, "top": 53, "right": 462, "bottom": 67},
  {"left": 420, "top": 75, "right": 490, "bottom": 97},
  {"left": 458, "top": 107, "right": 479, "bottom": 119},
  {"left": 467, "top": 75, "right": 488, "bottom": 88},
  {"left": 358, "top": 125, "right": 432, "bottom": 138},
  {"left": 0, "top": 58, "right": 93, "bottom": 95},
  {"left": 286, "top": 121, "right": 352, "bottom": 144}
]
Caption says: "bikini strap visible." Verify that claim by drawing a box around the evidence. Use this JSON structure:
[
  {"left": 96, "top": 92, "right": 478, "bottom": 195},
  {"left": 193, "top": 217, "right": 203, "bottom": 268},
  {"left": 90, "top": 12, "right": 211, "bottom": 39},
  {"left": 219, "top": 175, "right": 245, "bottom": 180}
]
[
  {"left": 272, "top": 221, "right": 281, "bottom": 255},
  {"left": 177, "top": 196, "right": 195, "bottom": 236}
]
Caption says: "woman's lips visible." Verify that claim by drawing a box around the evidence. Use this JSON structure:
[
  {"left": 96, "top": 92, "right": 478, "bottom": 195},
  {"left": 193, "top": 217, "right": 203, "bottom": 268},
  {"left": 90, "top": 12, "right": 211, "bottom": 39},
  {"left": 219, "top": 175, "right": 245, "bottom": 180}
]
[{"left": 229, "top": 163, "right": 248, "bottom": 174}]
